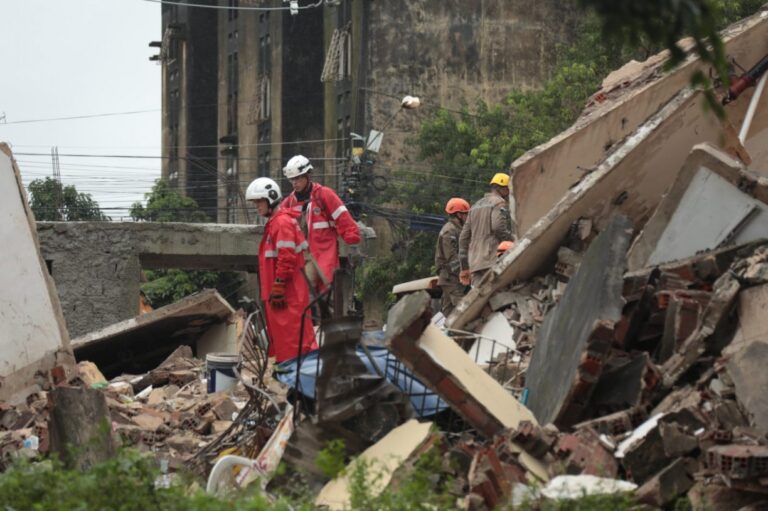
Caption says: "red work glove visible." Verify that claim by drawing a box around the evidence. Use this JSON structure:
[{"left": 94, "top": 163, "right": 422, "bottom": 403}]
[
  {"left": 459, "top": 269, "right": 471, "bottom": 286},
  {"left": 269, "top": 279, "right": 287, "bottom": 309}
]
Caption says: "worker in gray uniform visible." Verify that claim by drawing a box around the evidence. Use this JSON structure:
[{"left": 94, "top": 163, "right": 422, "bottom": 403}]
[
  {"left": 435, "top": 197, "right": 470, "bottom": 316},
  {"left": 459, "top": 173, "right": 515, "bottom": 286}
]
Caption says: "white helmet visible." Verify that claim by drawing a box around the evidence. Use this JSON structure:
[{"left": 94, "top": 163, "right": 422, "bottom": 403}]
[
  {"left": 245, "top": 177, "right": 282, "bottom": 207},
  {"left": 283, "top": 154, "right": 313, "bottom": 179}
]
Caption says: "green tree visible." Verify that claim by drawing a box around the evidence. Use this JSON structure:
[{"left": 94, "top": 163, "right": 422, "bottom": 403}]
[
  {"left": 28, "top": 177, "right": 109, "bottom": 221},
  {"left": 580, "top": 0, "right": 766, "bottom": 113},
  {"left": 131, "top": 180, "right": 243, "bottom": 309},
  {"left": 130, "top": 179, "right": 210, "bottom": 223}
]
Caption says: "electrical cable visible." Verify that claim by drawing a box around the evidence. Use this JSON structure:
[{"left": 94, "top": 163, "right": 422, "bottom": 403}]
[
  {"left": 141, "top": 0, "right": 324, "bottom": 12},
  {"left": 0, "top": 109, "right": 159, "bottom": 125}
]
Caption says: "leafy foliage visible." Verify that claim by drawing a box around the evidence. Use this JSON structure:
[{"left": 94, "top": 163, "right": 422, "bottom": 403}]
[
  {"left": 141, "top": 269, "right": 242, "bottom": 308},
  {"left": 314, "top": 439, "right": 347, "bottom": 479},
  {"left": 0, "top": 445, "right": 652, "bottom": 511},
  {"left": 580, "top": 0, "right": 766, "bottom": 114},
  {"left": 28, "top": 177, "right": 109, "bottom": 221},
  {"left": 130, "top": 179, "right": 210, "bottom": 223},
  {"left": 0, "top": 450, "right": 309, "bottom": 511},
  {"left": 131, "top": 179, "right": 243, "bottom": 309}
]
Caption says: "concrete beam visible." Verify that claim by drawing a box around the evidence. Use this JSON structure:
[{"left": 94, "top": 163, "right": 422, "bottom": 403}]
[{"left": 37, "top": 221, "right": 262, "bottom": 337}]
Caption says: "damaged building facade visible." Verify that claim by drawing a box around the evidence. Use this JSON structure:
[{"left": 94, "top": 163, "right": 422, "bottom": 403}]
[{"left": 154, "top": 0, "right": 578, "bottom": 223}]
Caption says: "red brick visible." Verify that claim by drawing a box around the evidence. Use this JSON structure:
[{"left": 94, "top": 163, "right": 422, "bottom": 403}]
[
  {"left": 413, "top": 355, "right": 446, "bottom": 385},
  {"left": 459, "top": 397, "right": 500, "bottom": 437},
  {"left": 435, "top": 376, "right": 469, "bottom": 405}
]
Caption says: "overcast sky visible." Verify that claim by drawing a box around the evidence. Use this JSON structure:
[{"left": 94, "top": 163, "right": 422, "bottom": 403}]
[{"left": 1, "top": 0, "right": 162, "bottom": 219}]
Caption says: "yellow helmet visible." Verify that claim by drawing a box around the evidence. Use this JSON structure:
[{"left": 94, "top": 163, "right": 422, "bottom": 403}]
[{"left": 490, "top": 173, "right": 510, "bottom": 187}]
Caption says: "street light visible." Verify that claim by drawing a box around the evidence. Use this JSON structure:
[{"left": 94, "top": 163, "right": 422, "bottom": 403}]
[{"left": 364, "top": 95, "right": 421, "bottom": 153}]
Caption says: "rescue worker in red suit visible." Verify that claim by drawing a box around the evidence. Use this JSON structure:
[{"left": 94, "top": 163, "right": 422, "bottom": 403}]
[
  {"left": 246, "top": 177, "right": 317, "bottom": 362},
  {"left": 280, "top": 155, "right": 361, "bottom": 291}
]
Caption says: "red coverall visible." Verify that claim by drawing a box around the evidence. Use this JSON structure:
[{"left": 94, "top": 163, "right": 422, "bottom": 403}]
[
  {"left": 282, "top": 183, "right": 361, "bottom": 290},
  {"left": 259, "top": 208, "right": 318, "bottom": 362}
]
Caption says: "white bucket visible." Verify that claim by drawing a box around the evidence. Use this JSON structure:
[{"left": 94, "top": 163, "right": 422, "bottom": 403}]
[{"left": 206, "top": 352, "right": 239, "bottom": 393}]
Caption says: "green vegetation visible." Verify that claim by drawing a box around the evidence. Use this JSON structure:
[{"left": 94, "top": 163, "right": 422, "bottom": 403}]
[
  {"left": 0, "top": 446, "right": 648, "bottom": 511},
  {"left": 130, "top": 179, "right": 210, "bottom": 223},
  {"left": 314, "top": 439, "right": 347, "bottom": 479},
  {"left": 358, "top": 1, "right": 764, "bottom": 306},
  {"left": 581, "top": 0, "right": 766, "bottom": 114},
  {"left": 0, "top": 450, "right": 307, "bottom": 511},
  {"left": 131, "top": 179, "right": 243, "bottom": 309},
  {"left": 28, "top": 177, "right": 109, "bottom": 221}
]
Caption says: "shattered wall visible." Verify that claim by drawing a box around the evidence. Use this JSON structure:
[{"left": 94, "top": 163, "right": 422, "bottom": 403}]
[
  {"left": 36, "top": 222, "right": 262, "bottom": 337},
  {"left": 450, "top": 38, "right": 768, "bottom": 332},
  {"left": 511, "top": 7, "right": 768, "bottom": 234},
  {"left": 0, "top": 145, "right": 73, "bottom": 402}
]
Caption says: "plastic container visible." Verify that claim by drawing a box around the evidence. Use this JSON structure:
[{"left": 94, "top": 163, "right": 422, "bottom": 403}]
[
  {"left": 23, "top": 435, "right": 39, "bottom": 450},
  {"left": 206, "top": 353, "right": 239, "bottom": 394}
]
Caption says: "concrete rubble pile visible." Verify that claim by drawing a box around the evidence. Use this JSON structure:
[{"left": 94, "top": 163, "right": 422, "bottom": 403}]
[
  {"left": 0, "top": 347, "right": 261, "bottom": 471},
  {"left": 5, "top": 10, "right": 768, "bottom": 511}
]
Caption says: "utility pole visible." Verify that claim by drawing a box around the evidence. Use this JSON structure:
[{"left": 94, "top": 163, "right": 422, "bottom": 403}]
[{"left": 51, "top": 146, "right": 63, "bottom": 221}]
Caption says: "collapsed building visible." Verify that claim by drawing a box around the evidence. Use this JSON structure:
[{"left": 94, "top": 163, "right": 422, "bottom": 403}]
[{"left": 4, "top": 7, "right": 768, "bottom": 511}]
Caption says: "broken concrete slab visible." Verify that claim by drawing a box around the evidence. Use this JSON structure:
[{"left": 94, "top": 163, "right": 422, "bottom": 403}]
[
  {"left": 525, "top": 215, "right": 632, "bottom": 427},
  {"left": 385, "top": 292, "right": 548, "bottom": 481},
  {"left": 0, "top": 144, "right": 74, "bottom": 402},
  {"left": 628, "top": 144, "right": 768, "bottom": 270},
  {"left": 620, "top": 422, "right": 671, "bottom": 484},
  {"left": 721, "top": 283, "right": 768, "bottom": 434},
  {"left": 635, "top": 457, "right": 697, "bottom": 507},
  {"left": 71, "top": 290, "right": 234, "bottom": 378},
  {"left": 510, "top": 9, "right": 768, "bottom": 235},
  {"left": 662, "top": 272, "right": 741, "bottom": 388},
  {"left": 726, "top": 340, "right": 768, "bottom": 434},
  {"left": 449, "top": 87, "right": 736, "bottom": 333},
  {"left": 314, "top": 420, "right": 433, "bottom": 510},
  {"left": 584, "top": 352, "right": 660, "bottom": 419},
  {"left": 386, "top": 292, "right": 536, "bottom": 436}
]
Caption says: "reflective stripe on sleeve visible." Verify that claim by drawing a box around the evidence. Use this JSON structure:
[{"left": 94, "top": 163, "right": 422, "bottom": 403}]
[
  {"left": 276, "top": 240, "right": 297, "bottom": 249},
  {"left": 296, "top": 240, "right": 309, "bottom": 252},
  {"left": 263, "top": 250, "right": 278, "bottom": 258},
  {"left": 331, "top": 205, "right": 347, "bottom": 220}
]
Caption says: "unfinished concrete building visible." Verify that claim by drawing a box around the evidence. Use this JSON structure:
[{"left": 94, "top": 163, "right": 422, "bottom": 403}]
[
  {"left": 153, "top": 1, "right": 220, "bottom": 219},
  {"left": 154, "top": 0, "right": 578, "bottom": 223}
]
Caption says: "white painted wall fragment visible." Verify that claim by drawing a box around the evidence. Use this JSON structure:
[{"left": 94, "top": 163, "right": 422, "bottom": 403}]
[{"left": 0, "top": 144, "right": 73, "bottom": 401}]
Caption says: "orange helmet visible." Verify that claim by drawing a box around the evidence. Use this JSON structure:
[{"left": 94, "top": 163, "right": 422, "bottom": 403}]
[
  {"left": 445, "top": 198, "right": 470, "bottom": 215},
  {"left": 497, "top": 240, "right": 515, "bottom": 257}
]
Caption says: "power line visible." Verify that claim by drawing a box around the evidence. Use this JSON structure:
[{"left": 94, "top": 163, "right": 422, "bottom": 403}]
[
  {"left": 14, "top": 151, "right": 346, "bottom": 161},
  {"left": 142, "top": 0, "right": 324, "bottom": 11},
  {"left": 11, "top": 136, "right": 347, "bottom": 150},
  {"left": 0, "top": 109, "right": 158, "bottom": 125}
]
